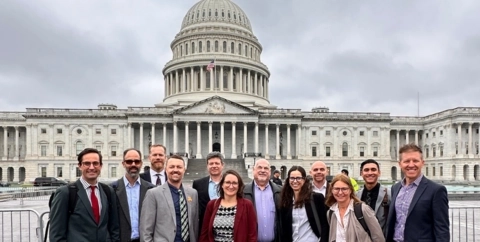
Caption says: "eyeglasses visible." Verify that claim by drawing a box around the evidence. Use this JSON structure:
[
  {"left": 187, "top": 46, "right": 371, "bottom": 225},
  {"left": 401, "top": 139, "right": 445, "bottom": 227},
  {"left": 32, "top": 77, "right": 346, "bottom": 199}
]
[
  {"left": 289, "top": 177, "right": 305, "bottom": 182},
  {"left": 82, "top": 162, "right": 101, "bottom": 167},
  {"left": 124, "top": 159, "right": 142, "bottom": 165},
  {"left": 332, "top": 187, "right": 350, "bottom": 193},
  {"left": 224, "top": 181, "right": 239, "bottom": 187}
]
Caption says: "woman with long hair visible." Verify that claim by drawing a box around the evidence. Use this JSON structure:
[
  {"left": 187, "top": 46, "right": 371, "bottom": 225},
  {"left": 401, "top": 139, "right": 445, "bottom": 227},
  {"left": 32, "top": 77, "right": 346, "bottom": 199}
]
[
  {"left": 199, "top": 169, "right": 257, "bottom": 242},
  {"left": 325, "top": 174, "right": 384, "bottom": 242},
  {"left": 279, "top": 165, "right": 329, "bottom": 242}
]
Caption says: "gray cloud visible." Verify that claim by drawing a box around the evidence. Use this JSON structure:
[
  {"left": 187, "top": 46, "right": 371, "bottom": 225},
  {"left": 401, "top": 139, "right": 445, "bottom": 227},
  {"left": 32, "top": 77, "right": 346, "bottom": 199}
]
[{"left": 1, "top": 0, "right": 479, "bottom": 116}]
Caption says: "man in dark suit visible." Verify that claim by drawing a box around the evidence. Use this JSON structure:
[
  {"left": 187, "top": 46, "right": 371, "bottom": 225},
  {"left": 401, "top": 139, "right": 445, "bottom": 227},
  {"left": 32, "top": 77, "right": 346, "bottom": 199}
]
[
  {"left": 140, "top": 144, "right": 167, "bottom": 185},
  {"left": 113, "top": 148, "right": 154, "bottom": 242},
  {"left": 192, "top": 152, "right": 224, "bottom": 231},
  {"left": 386, "top": 144, "right": 449, "bottom": 242},
  {"left": 310, "top": 161, "right": 330, "bottom": 198},
  {"left": 243, "top": 158, "right": 282, "bottom": 242},
  {"left": 49, "top": 148, "right": 120, "bottom": 242}
]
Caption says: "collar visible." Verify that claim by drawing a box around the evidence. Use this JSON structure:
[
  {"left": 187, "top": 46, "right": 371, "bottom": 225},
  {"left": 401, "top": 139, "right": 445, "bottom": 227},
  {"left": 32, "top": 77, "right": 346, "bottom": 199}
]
[
  {"left": 79, "top": 176, "right": 98, "bottom": 189},
  {"left": 312, "top": 181, "right": 327, "bottom": 190},
  {"left": 330, "top": 199, "right": 354, "bottom": 213},
  {"left": 401, "top": 174, "right": 424, "bottom": 187},
  {"left": 150, "top": 169, "right": 164, "bottom": 176},
  {"left": 209, "top": 176, "right": 220, "bottom": 184},
  {"left": 364, "top": 183, "right": 380, "bottom": 192},
  {"left": 254, "top": 180, "right": 270, "bottom": 191},
  {"left": 123, "top": 175, "right": 141, "bottom": 187}
]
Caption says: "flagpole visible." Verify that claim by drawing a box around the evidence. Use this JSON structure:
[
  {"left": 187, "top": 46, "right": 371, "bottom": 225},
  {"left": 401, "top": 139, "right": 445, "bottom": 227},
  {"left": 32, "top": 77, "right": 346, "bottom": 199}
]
[{"left": 214, "top": 56, "right": 217, "bottom": 94}]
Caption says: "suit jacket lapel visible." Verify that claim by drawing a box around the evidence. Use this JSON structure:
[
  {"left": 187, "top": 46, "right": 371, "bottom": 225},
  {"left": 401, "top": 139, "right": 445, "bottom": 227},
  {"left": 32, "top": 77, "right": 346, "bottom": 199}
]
[
  {"left": 99, "top": 183, "right": 109, "bottom": 224},
  {"left": 407, "top": 177, "right": 428, "bottom": 218},
  {"left": 375, "top": 186, "right": 386, "bottom": 212},
  {"left": 76, "top": 180, "right": 96, "bottom": 224},
  {"left": 139, "top": 180, "right": 150, "bottom": 220},
  {"left": 117, "top": 178, "right": 131, "bottom": 226},
  {"left": 162, "top": 184, "right": 177, "bottom": 225}
]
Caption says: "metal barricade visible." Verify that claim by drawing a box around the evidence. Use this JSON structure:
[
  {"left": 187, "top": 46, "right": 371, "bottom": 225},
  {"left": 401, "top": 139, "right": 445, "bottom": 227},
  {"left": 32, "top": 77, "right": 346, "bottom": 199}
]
[
  {"left": 450, "top": 206, "right": 480, "bottom": 242},
  {"left": 0, "top": 209, "right": 43, "bottom": 242}
]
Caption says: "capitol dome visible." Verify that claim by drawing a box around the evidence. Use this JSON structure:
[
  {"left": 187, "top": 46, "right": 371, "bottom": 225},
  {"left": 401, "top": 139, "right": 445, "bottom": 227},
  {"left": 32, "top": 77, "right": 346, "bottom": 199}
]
[{"left": 159, "top": 0, "right": 274, "bottom": 109}]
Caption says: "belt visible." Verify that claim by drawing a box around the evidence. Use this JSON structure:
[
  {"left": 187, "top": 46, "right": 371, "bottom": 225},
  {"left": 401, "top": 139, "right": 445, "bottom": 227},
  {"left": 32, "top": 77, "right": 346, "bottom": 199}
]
[{"left": 129, "top": 238, "right": 140, "bottom": 242}]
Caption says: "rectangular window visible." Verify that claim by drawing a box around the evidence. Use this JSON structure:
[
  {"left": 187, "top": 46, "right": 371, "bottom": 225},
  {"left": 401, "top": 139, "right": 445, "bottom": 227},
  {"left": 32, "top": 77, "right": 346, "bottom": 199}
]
[
  {"left": 95, "top": 129, "right": 101, "bottom": 135},
  {"left": 466, "top": 143, "right": 469, "bottom": 155},
  {"left": 76, "top": 167, "right": 81, "bottom": 177},
  {"left": 111, "top": 129, "right": 117, "bottom": 135},
  {"left": 325, "top": 147, "right": 331, "bottom": 157},
  {"left": 466, "top": 129, "right": 469, "bottom": 134},
  {"left": 433, "top": 167, "right": 436, "bottom": 176},
  {"left": 311, "top": 147, "right": 317, "bottom": 157},
  {"left": 426, "top": 133, "right": 429, "bottom": 138},
  {"left": 326, "top": 130, "right": 331, "bottom": 136},
  {"left": 455, "top": 143, "right": 458, "bottom": 154},
  {"left": 359, "top": 131, "right": 365, "bottom": 136},
  {"left": 360, "top": 147, "right": 365, "bottom": 157},
  {"left": 41, "top": 167, "right": 47, "bottom": 177},
  {"left": 111, "top": 145, "right": 117, "bottom": 156},
  {"left": 433, "top": 132, "right": 436, "bottom": 137},
  {"left": 95, "top": 145, "right": 102, "bottom": 154},
  {"left": 41, "top": 145, "right": 47, "bottom": 156},
  {"left": 440, "top": 146, "right": 444, "bottom": 156},
  {"left": 426, "top": 148, "right": 429, "bottom": 158},
  {"left": 373, "top": 147, "right": 378, "bottom": 157},
  {"left": 440, "top": 166, "right": 443, "bottom": 176},
  {"left": 440, "top": 130, "right": 443, "bottom": 136},
  {"left": 56, "top": 146, "right": 63, "bottom": 156},
  {"left": 41, "top": 128, "right": 47, "bottom": 134},
  {"left": 373, "top": 131, "right": 378, "bottom": 137},
  {"left": 57, "top": 129, "right": 62, "bottom": 134},
  {"left": 311, "top": 130, "right": 317, "bottom": 136},
  {"left": 477, "top": 129, "right": 479, "bottom": 134},
  {"left": 57, "top": 167, "right": 63, "bottom": 178},
  {"left": 111, "top": 167, "right": 117, "bottom": 177},
  {"left": 433, "top": 147, "right": 436, "bottom": 157}
]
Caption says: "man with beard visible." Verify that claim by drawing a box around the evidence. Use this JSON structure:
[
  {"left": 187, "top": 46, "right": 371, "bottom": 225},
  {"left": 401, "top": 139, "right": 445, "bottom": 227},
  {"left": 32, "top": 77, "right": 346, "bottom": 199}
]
[
  {"left": 140, "top": 144, "right": 167, "bottom": 186},
  {"left": 356, "top": 159, "right": 391, "bottom": 236},
  {"left": 310, "top": 161, "right": 330, "bottom": 197},
  {"left": 112, "top": 148, "right": 154, "bottom": 242},
  {"left": 192, "top": 152, "right": 224, "bottom": 232},
  {"left": 243, "top": 159, "right": 282, "bottom": 242},
  {"left": 141, "top": 154, "right": 199, "bottom": 242}
]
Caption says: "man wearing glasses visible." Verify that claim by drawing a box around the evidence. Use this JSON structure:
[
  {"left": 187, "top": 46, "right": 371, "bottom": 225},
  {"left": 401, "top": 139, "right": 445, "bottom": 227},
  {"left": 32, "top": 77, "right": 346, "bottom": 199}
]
[
  {"left": 49, "top": 148, "right": 120, "bottom": 242},
  {"left": 112, "top": 148, "right": 154, "bottom": 242}
]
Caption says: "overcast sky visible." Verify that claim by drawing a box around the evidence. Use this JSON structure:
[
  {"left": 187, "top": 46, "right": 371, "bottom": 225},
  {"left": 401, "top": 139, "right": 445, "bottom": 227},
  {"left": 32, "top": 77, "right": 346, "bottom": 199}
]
[{"left": 1, "top": 0, "right": 479, "bottom": 116}]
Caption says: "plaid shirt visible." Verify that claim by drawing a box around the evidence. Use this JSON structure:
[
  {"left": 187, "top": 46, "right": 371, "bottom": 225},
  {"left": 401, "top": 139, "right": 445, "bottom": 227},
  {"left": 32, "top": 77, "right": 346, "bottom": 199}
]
[{"left": 393, "top": 174, "right": 424, "bottom": 242}]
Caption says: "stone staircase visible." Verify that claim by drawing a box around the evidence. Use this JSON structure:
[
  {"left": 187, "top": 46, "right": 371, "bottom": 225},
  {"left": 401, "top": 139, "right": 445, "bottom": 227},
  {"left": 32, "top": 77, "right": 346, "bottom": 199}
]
[{"left": 184, "top": 158, "right": 251, "bottom": 185}]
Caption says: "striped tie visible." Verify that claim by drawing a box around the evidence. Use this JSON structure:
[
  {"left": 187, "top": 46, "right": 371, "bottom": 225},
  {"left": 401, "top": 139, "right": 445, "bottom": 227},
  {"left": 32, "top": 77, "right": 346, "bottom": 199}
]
[{"left": 178, "top": 189, "right": 189, "bottom": 242}]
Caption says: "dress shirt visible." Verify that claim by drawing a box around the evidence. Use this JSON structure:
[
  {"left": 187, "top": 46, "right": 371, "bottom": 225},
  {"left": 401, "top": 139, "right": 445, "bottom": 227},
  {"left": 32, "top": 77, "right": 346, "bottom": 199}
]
[
  {"left": 361, "top": 183, "right": 380, "bottom": 210},
  {"left": 168, "top": 182, "right": 186, "bottom": 242},
  {"left": 80, "top": 177, "right": 102, "bottom": 212},
  {"left": 393, "top": 174, "right": 423, "bottom": 242},
  {"left": 254, "top": 181, "right": 275, "bottom": 242},
  {"left": 330, "top": 200, "right": 354, "bottom": 242},
  {"left": 208, "top": 177, "right": 219, "bottom": 200},
  {"left": 292, "top": 201, "right": 318, "bottom": 242},
  {"left": 150, "top": 170, "right": 166, "bottom": 185},
  {"left": 312, "top": 181, "right": 327, "bottom": 196},
  {"left": 123, "top": 176, "right": 141, "bottom": 239}
]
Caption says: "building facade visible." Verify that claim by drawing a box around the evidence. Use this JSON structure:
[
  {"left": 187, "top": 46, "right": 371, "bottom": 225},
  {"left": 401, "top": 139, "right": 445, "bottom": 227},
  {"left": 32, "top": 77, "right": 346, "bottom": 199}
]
[{"left": 1, "top": 0, "right": 480, "bottom": 183}]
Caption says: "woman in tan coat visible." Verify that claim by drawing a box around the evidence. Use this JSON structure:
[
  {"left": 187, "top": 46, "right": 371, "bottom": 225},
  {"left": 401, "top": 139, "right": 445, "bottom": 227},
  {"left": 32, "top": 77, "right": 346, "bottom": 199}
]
[{"left": 325, "top": 174, "right": 384, "bottom": 242}]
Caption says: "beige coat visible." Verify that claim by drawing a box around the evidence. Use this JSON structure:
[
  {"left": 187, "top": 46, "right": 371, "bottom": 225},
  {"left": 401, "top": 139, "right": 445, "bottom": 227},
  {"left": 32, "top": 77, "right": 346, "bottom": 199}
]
[{"left": 327, "top": 202, "right": 385, "bottom": 242}]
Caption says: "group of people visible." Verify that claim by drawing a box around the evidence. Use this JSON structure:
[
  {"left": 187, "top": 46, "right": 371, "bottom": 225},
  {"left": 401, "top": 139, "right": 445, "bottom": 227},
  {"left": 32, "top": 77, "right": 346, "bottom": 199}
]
[{"left": 49, "top": 143, "right": 450, "bottom": 242}]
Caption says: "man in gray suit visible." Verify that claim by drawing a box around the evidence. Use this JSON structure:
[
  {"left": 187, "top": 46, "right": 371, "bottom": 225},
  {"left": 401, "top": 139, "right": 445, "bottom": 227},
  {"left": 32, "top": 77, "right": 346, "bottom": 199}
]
[
  {"left": 357, "top": 159, "right": 391, "bottom": 235},
  {"left": 50, "top": 148, "right": 120, "bottom": 242},
  {"left": 112, "top": 148, "right": 154, "bottom": 242},
  {"left": 141, "top": 154, "right": 199, "bottom": 242}
]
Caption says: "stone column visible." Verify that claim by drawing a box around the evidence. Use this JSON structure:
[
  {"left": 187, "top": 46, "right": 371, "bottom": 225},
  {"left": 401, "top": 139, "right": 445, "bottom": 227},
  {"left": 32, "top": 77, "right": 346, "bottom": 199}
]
[
  {"left": 127, "top": 123, "right": 132, "bottom": 148},
  {"left": 353, "top": 127, "right": 358, "bottom": 157},
  {"left": 287, "top": 124, "right": 291, "bottom": 159},
  {"left": 220, "top": 66, "right": 224, "bottom": 90},
  {"left": 468, "top": 122, "right": 473, "bottom": 156},
  {"left": 185, "top": 122, "right": 189, "bottom": 157},
  {"left": 200, "top": 66, "right": 205, "bottom": 91},
  {"left": 239, "top": 68, "right": 243, "bottom": 92},
  {"left": 182, "top": 68, "right": 186, "bottom": 92},
  {"left": 254, "top": 72, "right": 258, "bottom": 95},
  {"left": 276, "top": 124, "right": 280, "bottom": 159},
  {"left": 65, "top": 125, "right": 71, "bottom": 157},
  {"left": 151, "top": 123, "right": 156, "bottom": 145},
  {"left": 297, "top": 125, "right": 302, "bottom": 159},
  {"left": 406, "top": 130, "right": 409, "bottom": 144},
  {"left": 103, "top": 124, "right": 108, "bottom": 155},
  {"left": 191, "top": 67, "right": 195, "bottom": 92},
  {"left": 173, "top": 122, "right": 177, "bottom": 153},
  {"left": 26, "top": 125, "right": 32, "bottom": 157},
  {"left": 333, "top": 127, "right": 338, "bottom": 157},
  {"left": 366, "top": 127, "right": 371, "bottom": 156},
  {"left": 264, "top": 124, "right": 269, "bottom": 158},
  {"left": 303, "top": 126, "right": 308, "bottom": 158},
  {"left": 231, "top": 122, "right": 237, "bottom": 159},
  {"left": 32, "top": 125, "right": 38, "bottom": 157},
  {"left": 414, "top": 130, "right": 418, "bottom": 145},
  {"left": 196, "top": 121, "right": 202, "bottom": 159},
  {"left": 396, "top": 130, "right": 400, "bottom": 159},
  {"left": 254, "top": 122, "right": 259, "bottom": 154},
  {"left": 163, "top": 123, "right": 167, "bottom": 147},
  {"left": 458, "top": 123, "right": 462, "bottom": 155},
  {"left": 175, "top": 70, "right": 179, "bottom": 93},
  {"left": 229, "top": 66, "right": 234, "bottom": 91},
  {"left": 164, "top": 76, "right": 168, "bottom": 97},
  {"left": 220, "top": 122, "right": 224, "bottom": 155},
  {"left": 139, "top": 123, "right": 144, "bottom": 155},
  {"left": 208, "top": 122, "right": 213, "bottom": 152},
  {"left": 243, "top": 122, "right": 248, "bottom": 155},
  {"left": 14, "top": 126, "right": 19, "bottom": 158},
  {"left": 169, "top": 72, "right": 174, "bottom": 94}
]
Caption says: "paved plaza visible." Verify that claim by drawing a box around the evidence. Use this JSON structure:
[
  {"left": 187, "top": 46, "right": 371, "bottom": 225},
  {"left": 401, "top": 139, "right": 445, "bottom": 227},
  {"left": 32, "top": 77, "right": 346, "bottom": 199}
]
[{"left": 1, "top": 197, "right": 479, "bottom": 242}]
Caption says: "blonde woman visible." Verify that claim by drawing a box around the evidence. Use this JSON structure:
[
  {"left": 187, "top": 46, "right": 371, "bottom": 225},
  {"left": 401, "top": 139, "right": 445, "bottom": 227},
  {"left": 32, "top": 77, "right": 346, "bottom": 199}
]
[{"left": 325, "top": 174, "right": 384, "bottom": 242}]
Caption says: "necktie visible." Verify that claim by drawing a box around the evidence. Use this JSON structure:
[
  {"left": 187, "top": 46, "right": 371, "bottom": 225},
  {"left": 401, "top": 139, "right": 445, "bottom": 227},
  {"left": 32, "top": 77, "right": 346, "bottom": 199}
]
[
  {"left": 366, "top": 191, "right": 374, "bottom": 210},
  {"left": 90, "top": 186, "right": 100, "bottom": 224},
  {"left": 155, "top": 174, "right": 162, "bottom": 186},
  {"left": 178, "top": 189, "right": 189, "bottom": 241}
]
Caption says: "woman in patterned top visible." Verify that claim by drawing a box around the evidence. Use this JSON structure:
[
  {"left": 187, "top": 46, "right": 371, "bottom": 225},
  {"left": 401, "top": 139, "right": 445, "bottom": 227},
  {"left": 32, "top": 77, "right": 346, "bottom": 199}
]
[
  {"left": 279, "top": 166, "right": 330, "bottom": 242},
  {"left": 199, "top": 169, "right": 257, "bottom": 242}
]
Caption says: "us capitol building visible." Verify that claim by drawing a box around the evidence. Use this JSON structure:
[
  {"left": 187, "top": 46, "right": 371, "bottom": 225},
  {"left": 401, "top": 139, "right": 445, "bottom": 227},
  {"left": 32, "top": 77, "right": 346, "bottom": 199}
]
[{"left": 1, "top": 0, "right": 480, "bottom": 183}]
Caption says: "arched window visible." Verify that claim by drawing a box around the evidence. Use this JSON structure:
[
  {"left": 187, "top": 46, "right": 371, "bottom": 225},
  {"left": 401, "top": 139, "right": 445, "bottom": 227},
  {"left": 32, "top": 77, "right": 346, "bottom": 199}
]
[
  {"left": 199, "top": 41, "right": 203, "bottom": 53},
  {"left": 238, "top": 43, "right": 242, "bottom": 55},
  {"left": 223, "top": 41, "right": 227, "bottom": 53},
  {"left": 215, "top": 41, "right": 219, "bottom": 52},
  {"left": 231, "top": 42, "right": 234, "bottom": 54},
  {"left": 185, "top": 43, "right": 188, "bottom": 55},
  {"left": 244, "top": 45, "right": 248, "bottom": 57},
  {"left": 342, "top": 142, "right": 348, "bottom": 157},
  {"left": 207, "top": 41, "right": 210, "bottom": 52},
  {"left": 250, "top": 47, "right": 253, "bottom": 58},
  {"left": 192, "top": 42, "right": 195, "bottom": 54},
  {"left": 180, "top": 45, "right": 183, "bottom": 56}
]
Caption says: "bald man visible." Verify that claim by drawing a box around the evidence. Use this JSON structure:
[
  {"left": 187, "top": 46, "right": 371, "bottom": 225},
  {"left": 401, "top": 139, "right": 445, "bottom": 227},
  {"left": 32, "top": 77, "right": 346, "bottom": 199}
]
[{"left": 310, "top": 161, "right": 330, "bottom": 197}]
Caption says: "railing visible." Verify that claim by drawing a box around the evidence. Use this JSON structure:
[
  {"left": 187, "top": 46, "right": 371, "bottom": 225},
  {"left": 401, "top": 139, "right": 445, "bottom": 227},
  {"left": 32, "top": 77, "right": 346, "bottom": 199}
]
[
  {"left": 0, "top": 186, "right": 56, "bottom": 204},
  {"left": 450, "top": 206, "right": 480, "bottom": 241},
  {"left": 0, "top": 208, "right": 44, "bottom": 242}
]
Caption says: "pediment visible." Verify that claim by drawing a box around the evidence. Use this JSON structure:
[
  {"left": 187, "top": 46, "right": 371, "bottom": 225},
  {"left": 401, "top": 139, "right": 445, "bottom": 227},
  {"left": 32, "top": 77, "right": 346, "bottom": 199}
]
[{"left": 174, "top": 96, "right": 257, "bottom": 115}]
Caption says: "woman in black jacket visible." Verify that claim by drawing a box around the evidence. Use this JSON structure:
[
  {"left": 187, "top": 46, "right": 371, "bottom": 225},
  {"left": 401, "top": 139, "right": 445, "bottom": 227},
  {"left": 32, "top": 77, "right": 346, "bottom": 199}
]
[{"left": 278, "top": 165, "right": 329, "bottom": 242}]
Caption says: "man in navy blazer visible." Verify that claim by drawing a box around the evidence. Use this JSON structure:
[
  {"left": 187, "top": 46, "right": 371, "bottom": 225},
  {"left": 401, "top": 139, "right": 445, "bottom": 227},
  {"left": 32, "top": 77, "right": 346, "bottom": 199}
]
[
  {"left": 140, "top": 144, "right": 167, "bottom": 185},
  {"left": 386, "top": 144, "right": 449, "bottom": 242}
]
